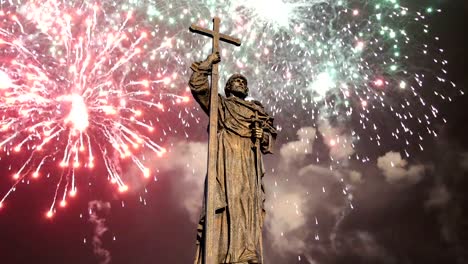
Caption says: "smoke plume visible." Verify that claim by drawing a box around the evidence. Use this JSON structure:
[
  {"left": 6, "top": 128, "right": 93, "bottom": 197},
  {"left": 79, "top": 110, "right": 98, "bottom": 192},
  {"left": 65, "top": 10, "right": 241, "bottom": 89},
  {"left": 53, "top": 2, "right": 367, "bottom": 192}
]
[{"left": 88, "top": 200, "right": 112, "bottom": 264}]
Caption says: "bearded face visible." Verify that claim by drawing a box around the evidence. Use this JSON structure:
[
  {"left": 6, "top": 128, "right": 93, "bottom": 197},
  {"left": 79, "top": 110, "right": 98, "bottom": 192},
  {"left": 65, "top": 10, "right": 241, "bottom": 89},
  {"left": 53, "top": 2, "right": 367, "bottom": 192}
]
[{"left": 225, "top": 74, "right": 248, "bottom": 99}]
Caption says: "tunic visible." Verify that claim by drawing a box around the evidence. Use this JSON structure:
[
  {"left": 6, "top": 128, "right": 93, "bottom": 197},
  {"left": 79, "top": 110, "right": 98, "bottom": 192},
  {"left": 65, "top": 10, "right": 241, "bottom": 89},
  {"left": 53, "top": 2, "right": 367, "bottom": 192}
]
[{"left": 189, "top": 61, "right": 276, "bottom": 264}]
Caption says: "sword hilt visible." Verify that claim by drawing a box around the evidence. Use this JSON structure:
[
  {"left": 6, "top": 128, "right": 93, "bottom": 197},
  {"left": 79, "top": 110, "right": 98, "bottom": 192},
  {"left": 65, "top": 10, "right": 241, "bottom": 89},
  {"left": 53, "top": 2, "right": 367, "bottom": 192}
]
[{"left": 251, "top": 111, "right": 263, "bottom": 148}]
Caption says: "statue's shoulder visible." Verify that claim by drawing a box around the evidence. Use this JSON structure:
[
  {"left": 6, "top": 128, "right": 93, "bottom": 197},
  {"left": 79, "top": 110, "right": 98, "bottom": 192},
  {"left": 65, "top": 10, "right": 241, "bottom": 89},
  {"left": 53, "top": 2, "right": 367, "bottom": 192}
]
[
  {"left": 251, "top": 100, "right": 264, "bottom": 108},
  {"left": 251, "top": 100, "right": 270, "bottom": 116},
  {"left": 225, "top": 97, "right": 267, "bottom": 114}
]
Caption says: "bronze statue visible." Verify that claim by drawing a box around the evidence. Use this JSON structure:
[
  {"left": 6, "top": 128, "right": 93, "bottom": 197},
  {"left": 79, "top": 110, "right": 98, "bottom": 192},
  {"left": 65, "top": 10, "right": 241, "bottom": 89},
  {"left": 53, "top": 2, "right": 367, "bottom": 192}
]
[{"left": 189, "top": 51, "right": 277, "bottom": 263}]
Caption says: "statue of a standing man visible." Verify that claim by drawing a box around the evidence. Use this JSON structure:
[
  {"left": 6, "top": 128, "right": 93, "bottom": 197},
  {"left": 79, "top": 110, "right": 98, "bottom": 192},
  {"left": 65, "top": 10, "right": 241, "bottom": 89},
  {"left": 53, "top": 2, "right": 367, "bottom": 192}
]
[{"left": 189, "top": 52, "right": 277, "bottom": 264}]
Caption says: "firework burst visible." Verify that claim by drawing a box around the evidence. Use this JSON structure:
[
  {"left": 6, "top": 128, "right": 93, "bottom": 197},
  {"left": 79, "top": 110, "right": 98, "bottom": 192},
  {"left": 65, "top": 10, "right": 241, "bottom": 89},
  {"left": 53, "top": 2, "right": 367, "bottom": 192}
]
[
  {"left": 0, "top": 0, "right": 194, "bottom": 216},
  {"left": 0, "top": 0, "right": 461, "bottom": 216},
  {"left": 186, "top": 0, "right": 461, "bottom": 164}
]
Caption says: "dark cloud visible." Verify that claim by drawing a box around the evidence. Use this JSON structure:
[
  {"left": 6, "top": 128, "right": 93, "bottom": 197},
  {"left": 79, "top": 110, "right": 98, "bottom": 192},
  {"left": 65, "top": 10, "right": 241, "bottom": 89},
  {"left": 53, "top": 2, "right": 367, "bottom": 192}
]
[
  {"left": 425, "top": 184, "right": 451, "bottom": 208},
  {"left": 460, "top": 152, "right": 468, "bottom": 171}
]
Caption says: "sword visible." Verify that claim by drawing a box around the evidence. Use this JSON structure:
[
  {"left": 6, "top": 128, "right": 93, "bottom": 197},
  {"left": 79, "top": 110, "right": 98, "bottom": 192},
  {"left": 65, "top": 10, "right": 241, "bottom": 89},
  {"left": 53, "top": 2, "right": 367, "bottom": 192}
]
[{"left": 251, "top": 111, "right": 264, "bottom": 263}]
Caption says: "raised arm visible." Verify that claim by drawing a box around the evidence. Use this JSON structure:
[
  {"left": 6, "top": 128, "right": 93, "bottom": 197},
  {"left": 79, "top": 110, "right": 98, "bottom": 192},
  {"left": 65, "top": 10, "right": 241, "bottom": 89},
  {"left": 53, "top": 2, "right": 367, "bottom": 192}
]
[{"left": 188, "top": 52, "right": 220, "bottom": 114}]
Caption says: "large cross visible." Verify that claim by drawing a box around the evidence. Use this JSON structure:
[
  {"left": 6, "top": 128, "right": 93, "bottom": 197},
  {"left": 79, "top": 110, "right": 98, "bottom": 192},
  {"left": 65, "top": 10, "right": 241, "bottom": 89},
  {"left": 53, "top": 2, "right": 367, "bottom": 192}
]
[{"left": 189, "top": 18, "right": 241, "bottom": 264}]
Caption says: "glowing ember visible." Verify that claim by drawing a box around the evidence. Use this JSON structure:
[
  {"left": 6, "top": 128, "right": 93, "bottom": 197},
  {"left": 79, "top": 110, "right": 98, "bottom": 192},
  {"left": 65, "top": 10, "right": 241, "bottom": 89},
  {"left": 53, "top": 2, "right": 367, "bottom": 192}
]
[
  {"left": 0, "top": 0, "right": 458, "bottom": 216},
  {"left": 64, "top": 94, "right": 89, "bottom": 132}
]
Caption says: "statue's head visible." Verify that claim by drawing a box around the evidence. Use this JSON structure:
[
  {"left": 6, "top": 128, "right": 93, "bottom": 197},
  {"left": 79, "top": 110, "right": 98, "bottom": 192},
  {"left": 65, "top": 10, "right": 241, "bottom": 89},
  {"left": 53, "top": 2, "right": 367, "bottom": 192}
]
[{"left": 225, "top": 73, "right": 248, "bottom": 99}]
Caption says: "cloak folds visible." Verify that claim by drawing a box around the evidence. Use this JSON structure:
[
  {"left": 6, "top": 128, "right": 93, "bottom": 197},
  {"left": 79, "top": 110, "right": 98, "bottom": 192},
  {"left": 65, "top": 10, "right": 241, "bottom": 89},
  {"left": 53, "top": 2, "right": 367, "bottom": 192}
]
[{"left": 189, "top": 61, "right": 276, "bottom": 263}]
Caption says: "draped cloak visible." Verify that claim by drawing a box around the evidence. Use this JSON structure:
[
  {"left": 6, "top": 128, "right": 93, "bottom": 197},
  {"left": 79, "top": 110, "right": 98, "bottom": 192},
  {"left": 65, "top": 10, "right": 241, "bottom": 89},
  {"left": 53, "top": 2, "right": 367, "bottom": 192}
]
[{"left": 189, "top": 61, "right": 276, "bottom": 264}]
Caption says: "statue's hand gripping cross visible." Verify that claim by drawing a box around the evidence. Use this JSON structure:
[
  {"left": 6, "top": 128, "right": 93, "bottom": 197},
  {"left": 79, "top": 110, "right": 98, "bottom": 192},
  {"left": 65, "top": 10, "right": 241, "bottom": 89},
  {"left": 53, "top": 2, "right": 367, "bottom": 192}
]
[{"left": 189, "top": 18, "right": 241, "bottom": 264}]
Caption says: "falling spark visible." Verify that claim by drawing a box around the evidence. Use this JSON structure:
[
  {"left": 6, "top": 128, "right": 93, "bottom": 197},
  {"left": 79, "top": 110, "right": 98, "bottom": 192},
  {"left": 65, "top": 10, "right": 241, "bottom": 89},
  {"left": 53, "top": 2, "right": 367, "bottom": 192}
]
[{"left": 0, "top": 0, "right": 458, "bottom": 215}]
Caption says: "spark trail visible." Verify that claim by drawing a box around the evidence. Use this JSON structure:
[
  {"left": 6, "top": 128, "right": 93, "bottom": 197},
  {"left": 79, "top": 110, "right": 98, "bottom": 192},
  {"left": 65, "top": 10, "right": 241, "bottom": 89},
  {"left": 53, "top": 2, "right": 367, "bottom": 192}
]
[
  {"left": 0, "top": 0, "right": 460, "bottom": 216},
  {"left": 0, "top": 1, "right": 192, "bottom": 216}
]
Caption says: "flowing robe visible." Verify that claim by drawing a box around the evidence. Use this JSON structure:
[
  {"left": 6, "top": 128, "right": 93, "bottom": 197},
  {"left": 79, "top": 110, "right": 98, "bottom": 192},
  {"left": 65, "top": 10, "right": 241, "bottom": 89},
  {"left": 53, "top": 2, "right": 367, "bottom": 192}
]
[{"left": 189, "top": 61, "right": 276, "bottom": 264}]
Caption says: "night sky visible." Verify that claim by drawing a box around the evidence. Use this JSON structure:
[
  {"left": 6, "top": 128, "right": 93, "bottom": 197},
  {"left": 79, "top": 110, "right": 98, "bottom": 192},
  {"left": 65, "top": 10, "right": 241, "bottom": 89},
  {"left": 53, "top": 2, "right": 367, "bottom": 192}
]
[{"left": 1, "top": 0, "right": 467, "bottom": 264}]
